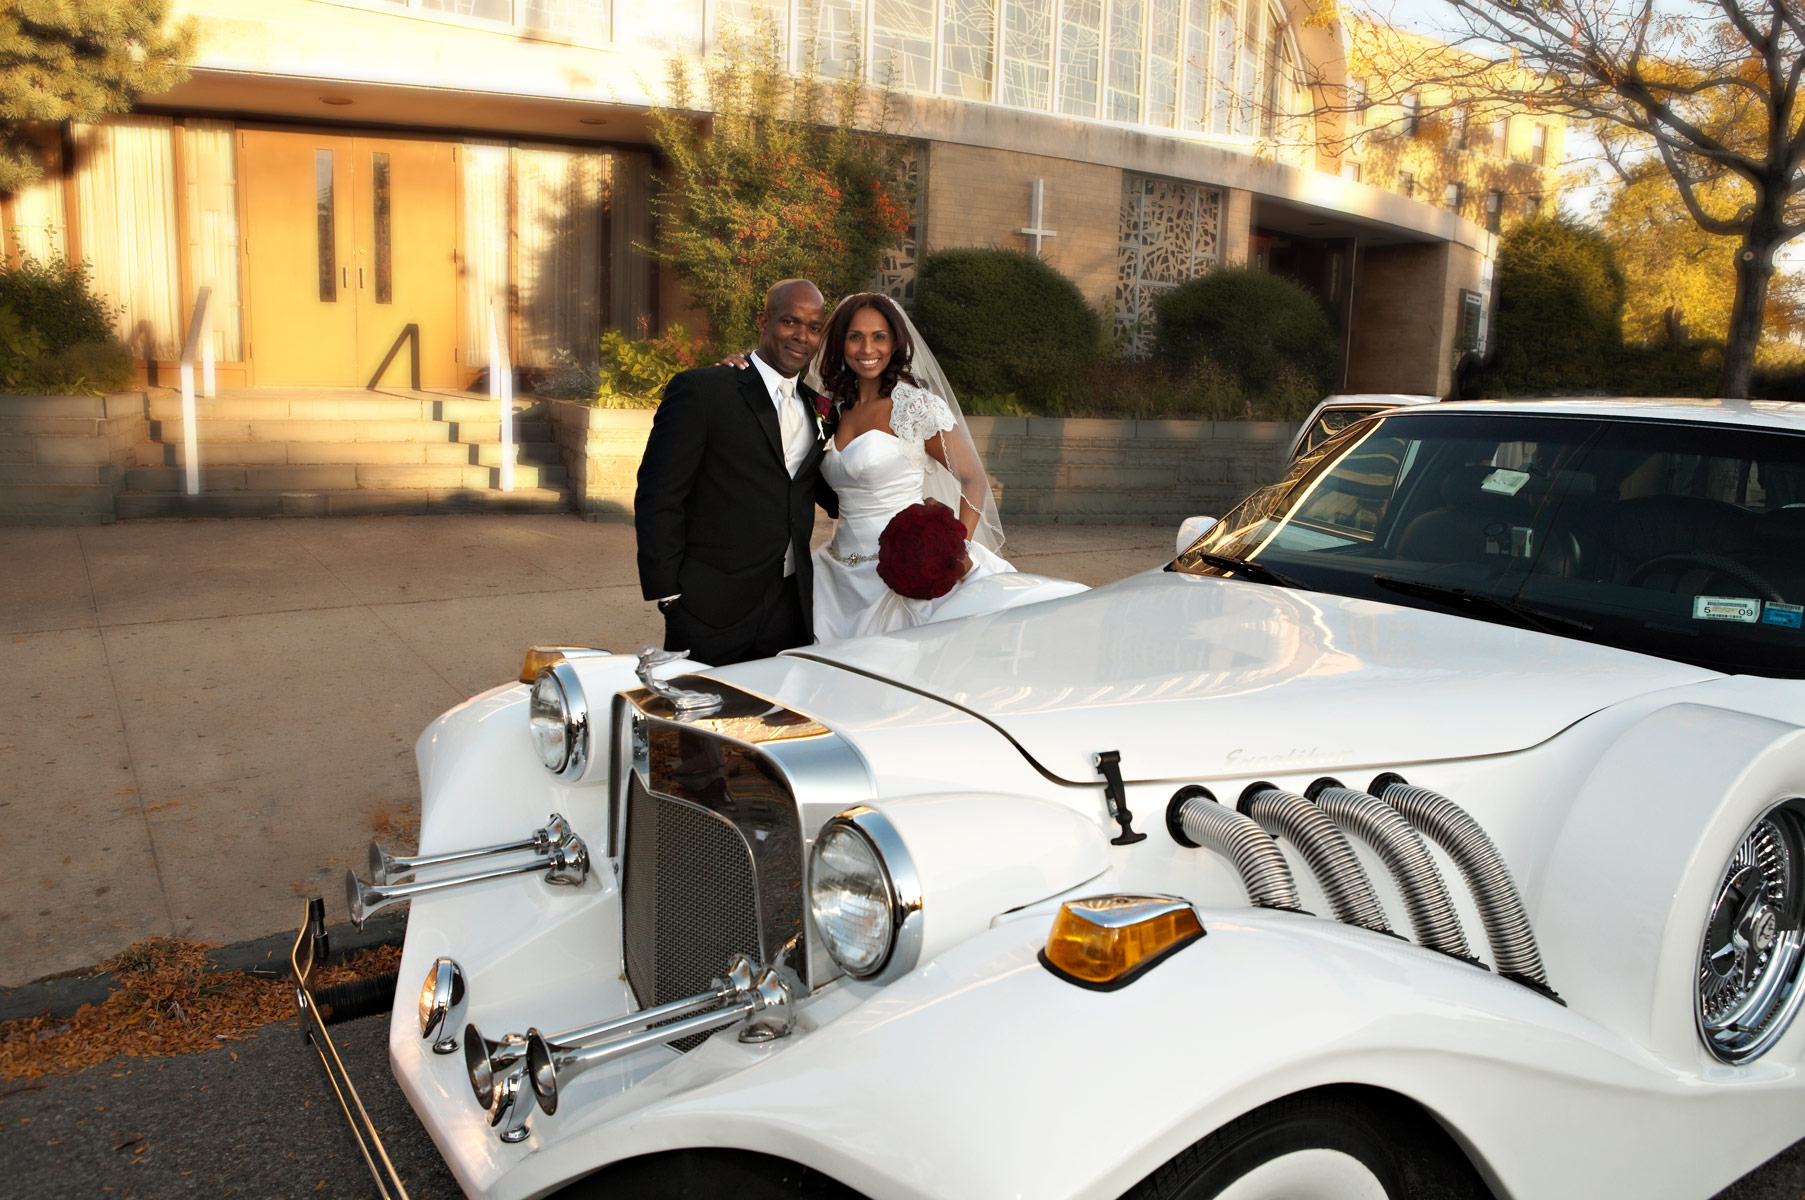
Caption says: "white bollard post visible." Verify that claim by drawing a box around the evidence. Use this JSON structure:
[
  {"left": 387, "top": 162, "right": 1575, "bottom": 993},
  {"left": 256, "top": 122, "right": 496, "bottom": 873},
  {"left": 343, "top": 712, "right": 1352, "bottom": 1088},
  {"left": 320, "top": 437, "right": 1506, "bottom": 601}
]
[{"left": 491, "top": 296, "right": 515, "bottom": 493}]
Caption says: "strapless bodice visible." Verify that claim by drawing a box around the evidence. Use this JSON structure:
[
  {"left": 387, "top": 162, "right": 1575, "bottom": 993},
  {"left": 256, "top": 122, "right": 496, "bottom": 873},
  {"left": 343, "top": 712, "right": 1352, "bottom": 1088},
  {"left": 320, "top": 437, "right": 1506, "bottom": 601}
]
[{"left": 821, "top": 431, "right": 925, "bottom": 553}]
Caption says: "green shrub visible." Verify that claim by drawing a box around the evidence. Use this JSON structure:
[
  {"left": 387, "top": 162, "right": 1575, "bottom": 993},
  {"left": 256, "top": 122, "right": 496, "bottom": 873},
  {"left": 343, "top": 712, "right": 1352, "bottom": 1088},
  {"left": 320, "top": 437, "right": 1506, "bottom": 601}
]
[
  {"left": 0, "top": 253, "right": 120, "bottom": 353},
  {"left": 1149, "top": 269, "right": 1336, "bottom": 402},
  {"left": 31, "top": 341, "right": 136, "bottom": 395},
  {"left": 595, "top": 324, "right": 710, "bottom": 407},
  {"left": 0, "top": 304, "right": 46, "bottom": 389},
  {"left": 1606, "top": 341, "right": 1721, "bottom": 398},
  {"left": 1489, "top": 216, "right": 1625, "bottom": 394},
  {"left": 912, "top": 248, "right": 1102, "bottom": 407}
]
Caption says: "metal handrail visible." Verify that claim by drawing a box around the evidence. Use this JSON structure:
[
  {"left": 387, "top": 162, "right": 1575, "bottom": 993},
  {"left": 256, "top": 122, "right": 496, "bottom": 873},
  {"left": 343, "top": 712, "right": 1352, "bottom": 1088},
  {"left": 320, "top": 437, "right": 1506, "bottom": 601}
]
[
  {"left": 178, "top": 286, "right": 214, "bottom": 496},
  {"left": 367, "top": 324, "right": 421, "bottom": 391},
  {"left": 488, "top": 292, "right": 515, "bottom": 493}
]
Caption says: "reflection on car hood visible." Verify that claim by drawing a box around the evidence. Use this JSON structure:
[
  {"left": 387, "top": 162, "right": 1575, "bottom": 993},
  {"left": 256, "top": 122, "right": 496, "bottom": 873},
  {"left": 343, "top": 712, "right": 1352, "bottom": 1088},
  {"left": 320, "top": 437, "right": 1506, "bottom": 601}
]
[{"left": 792, "top": 571, "right": 1718, "bottom": 783}]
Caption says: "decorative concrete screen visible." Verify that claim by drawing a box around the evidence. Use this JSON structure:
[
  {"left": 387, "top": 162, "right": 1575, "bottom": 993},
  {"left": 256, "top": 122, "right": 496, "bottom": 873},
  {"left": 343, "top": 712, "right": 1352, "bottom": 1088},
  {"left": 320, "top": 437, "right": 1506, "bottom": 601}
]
[
  {"left": 872, "top": 146, "right": 924, "bottom": 302},
  {"left": 1116, "top": 173, "right": 1221, "bottom": 353}
]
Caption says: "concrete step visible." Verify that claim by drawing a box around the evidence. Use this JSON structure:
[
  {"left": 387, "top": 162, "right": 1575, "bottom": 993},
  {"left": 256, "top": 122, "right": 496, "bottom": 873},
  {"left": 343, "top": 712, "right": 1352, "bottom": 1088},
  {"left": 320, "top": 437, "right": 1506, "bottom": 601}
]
[
  {"left": 0, "top": 482, "right": 117, "bottom": 524},
  {"left": 144, "top": 394, "right": 544, "bottom": 423},
  {"left": 132, "top": 440, "right": 562, "bottom": 469},
  {"left": 1, "top": 462, "right": 120, "bottom": 486},
  {"left": 147, "top": 418, "right": 554, "bottom": 444},
  {"left": 116, "top": 486, "right": 570, "bottom": 519},
  {"left": 123, "top": 461, "right": 566, "bottom": 493}
]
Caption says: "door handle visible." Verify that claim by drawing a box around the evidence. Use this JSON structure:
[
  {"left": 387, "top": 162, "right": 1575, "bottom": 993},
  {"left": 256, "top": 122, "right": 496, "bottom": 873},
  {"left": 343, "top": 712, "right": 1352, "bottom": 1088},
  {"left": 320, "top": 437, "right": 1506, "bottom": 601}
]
[
  {"left": 359, "top": 267, "right": 365, "bottom": 289},
  {"left": 342, "top": 266, "right": 348, "bottom": 290}
]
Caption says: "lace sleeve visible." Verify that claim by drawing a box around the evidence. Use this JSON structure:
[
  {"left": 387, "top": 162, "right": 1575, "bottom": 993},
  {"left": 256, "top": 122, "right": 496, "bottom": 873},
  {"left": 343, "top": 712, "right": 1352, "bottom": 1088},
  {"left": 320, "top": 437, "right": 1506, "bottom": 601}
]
[{"left": 889, "top": 383, "right": 957, "bottom": 472}]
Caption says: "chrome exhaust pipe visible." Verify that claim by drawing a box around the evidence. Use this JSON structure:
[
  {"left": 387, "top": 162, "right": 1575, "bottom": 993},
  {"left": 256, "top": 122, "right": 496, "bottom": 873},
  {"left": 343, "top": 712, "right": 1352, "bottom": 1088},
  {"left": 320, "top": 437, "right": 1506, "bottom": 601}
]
[
  {"left": 345, "top": 835, "right": 589, "bottom": 930},
  {"left": 526, "top": 964, "right": 796, "bottom": 1117},
  {"left": 368, "top": 813, "right": 574, "bottom": 885}
]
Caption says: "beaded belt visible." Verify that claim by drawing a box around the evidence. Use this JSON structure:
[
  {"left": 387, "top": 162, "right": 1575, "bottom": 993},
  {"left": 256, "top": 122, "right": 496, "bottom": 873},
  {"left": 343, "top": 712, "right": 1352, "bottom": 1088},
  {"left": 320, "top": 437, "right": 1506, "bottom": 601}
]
[{"left": 826, "top": 546, "right": 879, "bottom": 566}]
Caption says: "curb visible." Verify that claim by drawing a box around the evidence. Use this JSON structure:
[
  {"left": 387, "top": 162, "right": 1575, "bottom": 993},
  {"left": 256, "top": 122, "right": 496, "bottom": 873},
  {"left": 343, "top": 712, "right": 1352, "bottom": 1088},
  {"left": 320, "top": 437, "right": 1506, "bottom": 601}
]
[{"left": 0, "top": 909, "right": 408, "bottom": 1024}]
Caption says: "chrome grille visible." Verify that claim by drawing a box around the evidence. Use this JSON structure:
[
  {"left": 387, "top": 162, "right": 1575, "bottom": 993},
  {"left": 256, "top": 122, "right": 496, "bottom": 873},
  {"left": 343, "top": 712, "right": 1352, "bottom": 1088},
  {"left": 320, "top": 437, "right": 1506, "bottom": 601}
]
[{"left": 622, "top": 773, "right": 764, "bottom": 1015}]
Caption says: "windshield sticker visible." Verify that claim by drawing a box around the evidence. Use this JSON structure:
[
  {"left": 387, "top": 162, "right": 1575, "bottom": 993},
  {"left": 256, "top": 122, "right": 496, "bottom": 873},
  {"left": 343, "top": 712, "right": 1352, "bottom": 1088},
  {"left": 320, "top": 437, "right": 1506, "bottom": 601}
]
[
  {"left": 1695, "top": 596, "right": 1762, "bottom": 624},
  {"left": 1761, "top": 601, "right": 1803, "bottom": 629},
  {"left": 1480, "top": 468, "right": 1530, "bottom": 496}
]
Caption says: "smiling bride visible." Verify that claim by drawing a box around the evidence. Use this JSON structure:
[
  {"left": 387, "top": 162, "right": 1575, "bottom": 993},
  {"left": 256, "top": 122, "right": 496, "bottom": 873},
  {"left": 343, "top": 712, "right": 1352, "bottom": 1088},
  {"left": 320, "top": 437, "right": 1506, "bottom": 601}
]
[{"left": 811, "top": 292, "right": 1013, "bottom": 642}]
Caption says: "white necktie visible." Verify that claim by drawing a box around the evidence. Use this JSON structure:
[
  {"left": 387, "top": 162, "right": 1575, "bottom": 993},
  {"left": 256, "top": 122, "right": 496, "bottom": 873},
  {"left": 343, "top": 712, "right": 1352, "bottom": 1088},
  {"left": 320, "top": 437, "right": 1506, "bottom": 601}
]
[
  {"left": 776, "top": 376, "right": 804, "bottom": 577},
  {"left": 777, "top": 376, "right": 806, "bottom": 477}
]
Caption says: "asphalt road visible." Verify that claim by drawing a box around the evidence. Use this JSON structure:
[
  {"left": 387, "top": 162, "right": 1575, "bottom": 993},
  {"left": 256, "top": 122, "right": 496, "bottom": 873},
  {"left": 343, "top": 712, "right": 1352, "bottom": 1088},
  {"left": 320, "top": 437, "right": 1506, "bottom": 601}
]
[{"left": 2, "top": 1007, "right": 1803, "bottom": 1200}]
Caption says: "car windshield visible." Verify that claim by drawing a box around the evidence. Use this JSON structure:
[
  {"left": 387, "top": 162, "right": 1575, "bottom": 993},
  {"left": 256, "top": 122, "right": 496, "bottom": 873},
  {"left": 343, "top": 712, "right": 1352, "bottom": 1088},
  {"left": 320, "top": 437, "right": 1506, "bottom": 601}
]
[{"left": 1175, "top": 409, "right": 1805, "bottom": 678}]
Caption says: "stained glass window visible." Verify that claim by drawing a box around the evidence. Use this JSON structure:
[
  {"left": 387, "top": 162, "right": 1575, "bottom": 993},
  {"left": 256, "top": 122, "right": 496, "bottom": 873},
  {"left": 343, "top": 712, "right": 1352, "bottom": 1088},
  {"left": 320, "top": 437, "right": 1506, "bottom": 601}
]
[
  {"left": 420, "top": 0, "right": 511, "bottom": 19},
  {"left": 1235, "top": 0, "right": 1259, "bottom": 134},
  {"left": 1001, "top": 0, "right": 1055, "bottom": 109},
  {"left": 941, "top": 0, "right": 996, "bottom": 99},
  {"left": 1056, "top": 0, "right": 1103, "bottom": 116},
  {"left": 1106, "top": 0, "right": 1144, "bottom": 122},
  {"left": 1145, "top": 0, "right": 1181, "bottom": 128},
  {"left": 1180, "top": 0, "right": 1209, "bottom": 131},
  {"left": 801, "top": 0, "right": 865, "bottom": 77},
  {"left": 523, "top": 0, "right": 610, "bottom": 42},
  {"left": 1210, "top": 0, "right": 1237, "bottom": 134},
  {"left": 715, "top": 0, "right": 789, "bottom": 46},
  {"left": 1260, "top": 6, "right": 1280, "bottom": 136},
  {"left": 873, "top": 0, "right": 934, "bottom": 90}
]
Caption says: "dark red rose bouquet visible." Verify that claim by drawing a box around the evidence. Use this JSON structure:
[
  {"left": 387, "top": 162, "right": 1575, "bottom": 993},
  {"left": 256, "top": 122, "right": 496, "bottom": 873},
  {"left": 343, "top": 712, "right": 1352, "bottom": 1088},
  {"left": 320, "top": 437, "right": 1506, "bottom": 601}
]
[{"left": 877, "top": 502, "right": 971, "bottom": 600}]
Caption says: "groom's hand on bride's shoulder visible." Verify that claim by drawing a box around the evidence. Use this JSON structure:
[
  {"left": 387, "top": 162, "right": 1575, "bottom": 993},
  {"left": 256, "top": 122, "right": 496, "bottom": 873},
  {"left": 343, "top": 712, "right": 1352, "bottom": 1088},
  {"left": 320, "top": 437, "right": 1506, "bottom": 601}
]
[{"left": 716, "top": 349, "right": 754, "bottom": 369}]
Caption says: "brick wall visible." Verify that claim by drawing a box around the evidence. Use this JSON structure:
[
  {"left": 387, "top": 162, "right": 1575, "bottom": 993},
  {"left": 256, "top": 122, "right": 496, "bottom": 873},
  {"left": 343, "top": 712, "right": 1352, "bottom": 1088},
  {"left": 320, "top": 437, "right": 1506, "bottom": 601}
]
[
  {"left": 922, "top": 143, "right": 1124, "bottom": 311},
  {"left": 553, "top": 404, "right": 1298, "bottom": 525}
]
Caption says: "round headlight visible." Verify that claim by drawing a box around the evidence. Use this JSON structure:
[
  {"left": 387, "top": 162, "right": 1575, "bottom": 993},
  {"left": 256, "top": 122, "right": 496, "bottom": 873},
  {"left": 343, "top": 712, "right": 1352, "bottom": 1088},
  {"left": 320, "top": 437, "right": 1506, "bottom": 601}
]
[
  {"left": 528, "top": 662, "right": 589, "bottom": 778},
  {"left": 808, "top": 807, "right": 921, "bottom": 982},
  {"left": 1697, "top": 800, "right": 1805, "bottom": 1064}
]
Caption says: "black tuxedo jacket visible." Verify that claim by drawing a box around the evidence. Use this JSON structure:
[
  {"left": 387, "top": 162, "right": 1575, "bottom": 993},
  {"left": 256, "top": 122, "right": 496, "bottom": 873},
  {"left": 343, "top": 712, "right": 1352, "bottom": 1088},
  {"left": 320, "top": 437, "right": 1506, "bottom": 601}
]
[{"left": 635, "top": 363, "right": 837, "bottom": 643}]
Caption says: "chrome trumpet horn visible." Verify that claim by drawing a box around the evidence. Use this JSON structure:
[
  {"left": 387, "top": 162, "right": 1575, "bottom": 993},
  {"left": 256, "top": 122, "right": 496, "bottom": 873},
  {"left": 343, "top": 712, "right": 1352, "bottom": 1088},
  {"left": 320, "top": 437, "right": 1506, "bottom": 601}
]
[
  {"left": 344, "top": 832, "right": 589, "bottom": 931},
  {"left": 463, "top": 1024, "right": 528, "bottom": 1106},
  {"left": 525, "top": 961, "right": 797, "bottom": 1117},
  {"left": 367, "top": 813, "right": 574, "bottom": 886}
]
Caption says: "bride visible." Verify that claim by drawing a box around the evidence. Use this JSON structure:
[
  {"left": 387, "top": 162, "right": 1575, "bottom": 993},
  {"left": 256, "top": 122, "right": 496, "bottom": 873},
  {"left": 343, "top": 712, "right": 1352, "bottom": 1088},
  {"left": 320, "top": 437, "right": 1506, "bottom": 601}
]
[{"left": 809, "top": 293, "right": 1012, "bottom": 642}]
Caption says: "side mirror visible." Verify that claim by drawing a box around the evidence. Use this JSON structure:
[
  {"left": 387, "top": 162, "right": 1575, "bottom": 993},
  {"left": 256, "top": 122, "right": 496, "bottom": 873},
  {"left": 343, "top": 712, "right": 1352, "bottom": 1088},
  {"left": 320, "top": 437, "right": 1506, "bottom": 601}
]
[{"left": 1176, "top": 516, "right": 1217, "bottom": 556}]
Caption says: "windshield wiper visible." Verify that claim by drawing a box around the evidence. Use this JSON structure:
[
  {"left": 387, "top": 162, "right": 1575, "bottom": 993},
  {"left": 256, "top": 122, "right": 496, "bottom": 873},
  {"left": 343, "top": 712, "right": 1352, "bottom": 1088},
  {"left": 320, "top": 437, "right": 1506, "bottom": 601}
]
[
  {"left": 1187, "top": 552, "right": 1306, "bottom": 589},
  {"left": 1370, "top": 575, "right": 1595, "bottom": 638}
]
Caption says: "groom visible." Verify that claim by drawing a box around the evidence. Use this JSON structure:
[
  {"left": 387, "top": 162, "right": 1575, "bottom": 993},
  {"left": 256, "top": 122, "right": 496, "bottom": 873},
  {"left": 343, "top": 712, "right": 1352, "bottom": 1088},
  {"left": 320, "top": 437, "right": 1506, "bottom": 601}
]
[{"left": 635, "top": 279, "right": 836, "bottom": 666}]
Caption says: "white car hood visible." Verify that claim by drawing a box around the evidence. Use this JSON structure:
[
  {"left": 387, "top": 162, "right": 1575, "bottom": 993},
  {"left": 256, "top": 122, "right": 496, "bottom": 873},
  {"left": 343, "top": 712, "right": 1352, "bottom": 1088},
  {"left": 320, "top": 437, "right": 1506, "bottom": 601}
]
[{"left": 792, "top": 571, "right": 1719, "bottom": 783}]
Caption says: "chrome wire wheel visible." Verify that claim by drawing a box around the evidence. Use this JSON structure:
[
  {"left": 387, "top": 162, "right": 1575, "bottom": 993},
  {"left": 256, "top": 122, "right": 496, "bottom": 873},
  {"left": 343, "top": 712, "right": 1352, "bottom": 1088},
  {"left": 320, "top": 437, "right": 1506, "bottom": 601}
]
[{"left": 1698, "top": 801, "right": 1805, "bottom": 1064}]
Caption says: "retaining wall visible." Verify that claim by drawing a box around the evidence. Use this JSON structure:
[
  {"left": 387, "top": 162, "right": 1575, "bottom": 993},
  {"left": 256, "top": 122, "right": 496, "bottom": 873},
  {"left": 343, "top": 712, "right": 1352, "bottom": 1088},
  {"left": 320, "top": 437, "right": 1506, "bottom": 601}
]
[
  {"left": 550, "top": 401, "right": 1298, "bottom": 524},
  {"left": 0, "top": 393, "right": 149, "bottom": 525}
]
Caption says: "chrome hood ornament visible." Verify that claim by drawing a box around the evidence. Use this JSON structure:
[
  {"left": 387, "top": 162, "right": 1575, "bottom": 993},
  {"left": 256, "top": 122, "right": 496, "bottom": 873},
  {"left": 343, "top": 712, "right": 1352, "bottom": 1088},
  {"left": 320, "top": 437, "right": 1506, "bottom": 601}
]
[{"left": 635, "top": 646, "right": 723, "bottom": 718}]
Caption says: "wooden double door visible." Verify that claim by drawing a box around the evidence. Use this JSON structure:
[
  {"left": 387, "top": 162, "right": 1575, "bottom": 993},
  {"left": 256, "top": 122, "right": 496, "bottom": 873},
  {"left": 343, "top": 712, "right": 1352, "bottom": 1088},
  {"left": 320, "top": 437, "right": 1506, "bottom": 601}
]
[{"left": 241, "top": 129, "right": 459, "bottom": 387}]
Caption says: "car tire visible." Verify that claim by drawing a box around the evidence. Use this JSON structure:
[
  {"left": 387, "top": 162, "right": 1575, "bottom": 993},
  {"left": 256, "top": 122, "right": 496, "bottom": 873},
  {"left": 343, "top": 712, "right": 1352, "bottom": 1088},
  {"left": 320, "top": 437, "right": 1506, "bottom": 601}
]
[{"left": 1123, "top": 1087, "right": 1491, "bottom": 1200}]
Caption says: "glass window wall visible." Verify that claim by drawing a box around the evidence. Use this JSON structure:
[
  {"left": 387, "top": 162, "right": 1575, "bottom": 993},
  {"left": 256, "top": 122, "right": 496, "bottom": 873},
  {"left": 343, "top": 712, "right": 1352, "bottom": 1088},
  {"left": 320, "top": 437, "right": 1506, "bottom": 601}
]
[
  {"left": 942, "top": 0, "right": 997, "bottom": 99},
  {"left": 1057, "top": 0, "right": 1103, "bottom": 116},
  {"left": 1106, "top": 0, "right": 1145, "bottom": 122},
  {"left": 873, "top": 0, "right": 936, "bottom": 90},
  {"left": 1002, "top": 0, "right": 1056, "bottom": 109},
  {"left": 801, "top": 0, "right": 866, "bottom": 76},
  {"left": 1145, "top": 0, "right": 1182, "bottom": 128}
]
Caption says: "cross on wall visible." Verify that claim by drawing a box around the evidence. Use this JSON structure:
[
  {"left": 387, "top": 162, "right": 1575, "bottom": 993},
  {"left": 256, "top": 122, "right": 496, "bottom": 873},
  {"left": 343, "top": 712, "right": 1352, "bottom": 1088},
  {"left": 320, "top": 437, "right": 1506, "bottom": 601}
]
[{"left": 1018, "top": 178, "right": 1058, "bottom": 258}]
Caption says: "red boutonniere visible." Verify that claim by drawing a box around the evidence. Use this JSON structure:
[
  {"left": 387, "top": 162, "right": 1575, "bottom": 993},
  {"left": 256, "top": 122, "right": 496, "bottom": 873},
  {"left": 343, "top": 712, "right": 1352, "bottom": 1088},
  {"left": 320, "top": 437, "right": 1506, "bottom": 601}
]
[{"left": 812, "top": 393, "right": 834, "bottom": 441}]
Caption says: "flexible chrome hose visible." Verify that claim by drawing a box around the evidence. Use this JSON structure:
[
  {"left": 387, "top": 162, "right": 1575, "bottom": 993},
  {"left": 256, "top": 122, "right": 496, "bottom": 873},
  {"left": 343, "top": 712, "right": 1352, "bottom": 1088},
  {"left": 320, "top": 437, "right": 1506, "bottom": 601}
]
[
  {"left": 1169, "top": 788, "right": 1302, "bottom": 911},
  {"left": 1312, "top": 786, "right": 1472, "bottom": 958},
  {"left": 1245, "top": 787, "right": 1392, "bottom": 934},
  {"left": 1378, "top": 780, "right": 1551, "bottom": 989}
]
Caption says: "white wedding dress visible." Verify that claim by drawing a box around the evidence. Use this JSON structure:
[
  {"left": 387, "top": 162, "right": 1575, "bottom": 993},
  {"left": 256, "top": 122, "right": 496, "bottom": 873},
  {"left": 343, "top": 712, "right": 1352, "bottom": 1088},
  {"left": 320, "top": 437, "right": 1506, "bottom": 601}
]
[{"left": 814, "top": 384, "right": 1014, "bottom": 642}]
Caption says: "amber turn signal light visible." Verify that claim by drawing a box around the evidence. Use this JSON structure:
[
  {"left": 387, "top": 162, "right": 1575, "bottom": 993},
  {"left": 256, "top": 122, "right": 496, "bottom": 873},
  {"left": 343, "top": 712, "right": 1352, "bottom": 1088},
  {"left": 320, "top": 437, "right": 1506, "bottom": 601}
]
[
  {"left": 519, "top": 647, "right": 569, "bottom": 684},
  {"left": 1039, "top": 895, "right": 1204, "bottom": 991}
]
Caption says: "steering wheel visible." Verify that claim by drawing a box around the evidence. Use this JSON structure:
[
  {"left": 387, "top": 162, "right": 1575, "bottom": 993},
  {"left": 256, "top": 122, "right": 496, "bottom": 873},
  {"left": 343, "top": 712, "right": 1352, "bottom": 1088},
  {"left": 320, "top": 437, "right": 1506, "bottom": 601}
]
[{"left": 1626, "top": 552, "right": 1786, "bottom": 604}]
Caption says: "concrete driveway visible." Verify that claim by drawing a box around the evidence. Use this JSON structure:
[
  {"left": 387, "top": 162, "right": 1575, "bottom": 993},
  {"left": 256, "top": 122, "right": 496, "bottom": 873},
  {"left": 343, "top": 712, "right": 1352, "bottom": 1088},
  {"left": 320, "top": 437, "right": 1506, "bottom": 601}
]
[{"left": 0, "top": 513, "right": 1176, "bottom": 987}]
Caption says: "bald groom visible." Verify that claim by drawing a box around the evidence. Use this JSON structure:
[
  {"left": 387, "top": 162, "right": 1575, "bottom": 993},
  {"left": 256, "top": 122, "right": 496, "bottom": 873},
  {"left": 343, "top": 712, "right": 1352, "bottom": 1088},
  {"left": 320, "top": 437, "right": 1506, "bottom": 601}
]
[{"left": 634, "top": 280, "right": 839, "bottom": 665}]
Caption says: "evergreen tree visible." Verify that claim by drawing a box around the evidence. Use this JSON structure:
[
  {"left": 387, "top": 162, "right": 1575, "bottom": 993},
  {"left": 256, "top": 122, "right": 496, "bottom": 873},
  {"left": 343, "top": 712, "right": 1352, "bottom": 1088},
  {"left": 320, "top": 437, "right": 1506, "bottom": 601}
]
[{"left": 0, "top": 1, "right": 194, "bottom": 193}]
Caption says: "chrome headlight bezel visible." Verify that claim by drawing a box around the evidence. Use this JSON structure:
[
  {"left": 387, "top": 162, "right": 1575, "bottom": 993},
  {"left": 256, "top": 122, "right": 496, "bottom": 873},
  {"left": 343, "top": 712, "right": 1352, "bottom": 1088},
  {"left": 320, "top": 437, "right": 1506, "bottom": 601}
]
[
  {"left": 529, "top": 661, "right": 590, "bottom": 779},
  {"left": 808, "top": 806, "right": 922, "bottom": 984},
  {"left": 1696, "top": 798, "right": 1805, "bottom": 1064}
]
